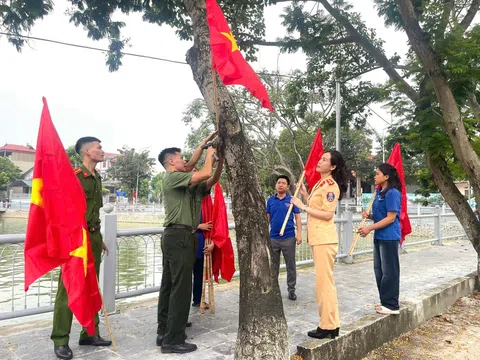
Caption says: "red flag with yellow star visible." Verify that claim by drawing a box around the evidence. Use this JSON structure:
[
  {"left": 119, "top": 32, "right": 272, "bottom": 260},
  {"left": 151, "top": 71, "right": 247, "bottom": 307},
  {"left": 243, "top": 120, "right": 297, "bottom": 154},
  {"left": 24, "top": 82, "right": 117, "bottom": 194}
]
[
  {"left": 24, "top": 97, "right": 101, "bottom": 335},
  {"left": 206, "top": 0, "right": 274, "bottom": 111}
]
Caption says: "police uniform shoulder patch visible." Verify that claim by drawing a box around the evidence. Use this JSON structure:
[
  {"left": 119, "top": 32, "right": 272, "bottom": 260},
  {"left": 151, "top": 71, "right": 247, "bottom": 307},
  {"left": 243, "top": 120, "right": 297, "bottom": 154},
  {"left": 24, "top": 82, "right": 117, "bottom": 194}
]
[{"left": 326, "top": 192, "right": 335, "bottom": 202}]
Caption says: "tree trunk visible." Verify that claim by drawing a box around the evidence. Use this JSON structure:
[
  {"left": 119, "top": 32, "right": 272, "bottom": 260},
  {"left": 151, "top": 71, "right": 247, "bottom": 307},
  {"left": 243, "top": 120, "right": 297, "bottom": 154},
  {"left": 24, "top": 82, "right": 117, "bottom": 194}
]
[
  {"left": 426, "top": 152, "right": 480, "bottom": 275},
  {"left": 183, "top": 1, "right": 289, "bottom": 359}
]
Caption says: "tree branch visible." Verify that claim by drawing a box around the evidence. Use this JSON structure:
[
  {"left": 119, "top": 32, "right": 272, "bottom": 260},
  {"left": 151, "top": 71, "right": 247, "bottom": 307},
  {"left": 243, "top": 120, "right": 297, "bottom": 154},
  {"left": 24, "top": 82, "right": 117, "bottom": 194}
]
[
  {"left": 468, "top": 92, "right": 480, "bottom": 122},
  {"left": 437, "top": 0, "right": 454, "bottom": 41},
  {"left": 238, "top": 35, "right": 358, "bottom": 48},
  {"left": 460, "top": 0, "right": 480, "bottom": 30},
  {"left": 316, "top": 0, "right": 420, "bottom": 102},
  {"left": 271, "top": 111, "right": 305, "bottom": 169}
]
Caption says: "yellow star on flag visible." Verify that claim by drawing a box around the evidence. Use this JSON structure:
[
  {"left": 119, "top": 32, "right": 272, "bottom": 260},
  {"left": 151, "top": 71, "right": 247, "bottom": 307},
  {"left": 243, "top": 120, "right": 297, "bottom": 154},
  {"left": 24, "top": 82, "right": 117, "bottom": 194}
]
[
  {"left": 70, "top": 227, "right": 88, "bottom": 276},
  {"left": 31, "top": 178, "right": 44, "bottom": 208},
  {"left": 220, "top": 32, "right": 238, "bottom": 52}
]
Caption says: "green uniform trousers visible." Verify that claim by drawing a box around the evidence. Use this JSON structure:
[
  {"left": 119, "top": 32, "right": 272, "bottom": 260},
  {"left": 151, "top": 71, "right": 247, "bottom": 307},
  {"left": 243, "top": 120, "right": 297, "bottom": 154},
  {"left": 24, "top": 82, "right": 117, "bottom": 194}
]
[
  {"left": 51, "top": 231, "right": 103, "bottom": 346},
  {"left": 157, "top": 228, "right": 196, "bottom": 345}
]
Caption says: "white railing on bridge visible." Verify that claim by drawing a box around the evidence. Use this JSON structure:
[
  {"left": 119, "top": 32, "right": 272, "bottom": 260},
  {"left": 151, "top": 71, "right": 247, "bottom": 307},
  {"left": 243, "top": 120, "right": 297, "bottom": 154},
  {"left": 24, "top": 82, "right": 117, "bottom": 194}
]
[{"left": 0, "top": 207, "right": 468, "bottom": 321}]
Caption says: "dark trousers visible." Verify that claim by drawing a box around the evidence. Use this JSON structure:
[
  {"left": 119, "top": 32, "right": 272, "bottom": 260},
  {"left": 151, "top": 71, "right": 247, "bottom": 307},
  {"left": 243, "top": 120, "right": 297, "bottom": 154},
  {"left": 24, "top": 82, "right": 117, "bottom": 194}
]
[
  {"left": 157, "top": 228, "right": 195, "bottom": 345},
  {"left": 192, "top": 257, "right": 204, "bottom": 305},
  {"left": 51, "top": 231, "right": 102, "bottom": 346},
  {"left": 271, "top": 237, "right": 296, "bottom": 293},
  {"left": 373, "top": 239, "right": 400, "bottom": 310}
]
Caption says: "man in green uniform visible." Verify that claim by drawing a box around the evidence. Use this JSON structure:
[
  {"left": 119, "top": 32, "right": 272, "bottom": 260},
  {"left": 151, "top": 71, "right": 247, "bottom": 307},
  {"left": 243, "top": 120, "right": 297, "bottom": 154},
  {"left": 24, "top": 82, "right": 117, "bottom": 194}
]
[
  {"left": 51, "top": 137, "right": 111, "bottom": 360},
  {"left": 156, "top": 134, "right": 224, "bottom": 354}
]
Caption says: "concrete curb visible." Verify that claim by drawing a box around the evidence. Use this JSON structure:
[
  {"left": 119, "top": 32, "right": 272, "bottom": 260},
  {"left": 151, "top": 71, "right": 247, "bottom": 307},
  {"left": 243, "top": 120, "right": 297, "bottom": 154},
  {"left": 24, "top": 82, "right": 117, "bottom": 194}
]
[{"left": 296, "top": 271, "right": 479, "bottom": 360}]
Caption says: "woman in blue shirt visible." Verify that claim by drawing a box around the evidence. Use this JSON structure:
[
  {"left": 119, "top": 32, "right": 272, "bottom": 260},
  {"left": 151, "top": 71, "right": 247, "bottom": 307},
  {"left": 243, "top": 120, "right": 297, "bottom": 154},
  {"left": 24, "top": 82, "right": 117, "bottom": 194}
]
[{"left": 358, "top": 163, "right": 402, "bottom": 315}]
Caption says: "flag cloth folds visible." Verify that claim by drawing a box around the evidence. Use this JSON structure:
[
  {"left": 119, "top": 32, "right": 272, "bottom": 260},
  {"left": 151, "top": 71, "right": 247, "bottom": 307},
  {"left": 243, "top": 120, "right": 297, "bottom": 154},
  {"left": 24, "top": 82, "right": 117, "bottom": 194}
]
[
  {"left": 304, "top": 129, "right": 324, "bottom": 190},
  {"left": 61, "top": 227, "right": 102, "bottom": 335},
  {"left": 206, "top": 0, "right": 274, "bottom": 111},
  {"left": 201, "top": 195, "right": 214, "bottom": 241},
  {"left": 24, "top": 97, "right": 101, "bottom": 335},
  {"left": 210, "top": 183, "right": 236, "bottom": 282},
  {"left": 387, "top": 143, "right": 412, "bottom": 245}
]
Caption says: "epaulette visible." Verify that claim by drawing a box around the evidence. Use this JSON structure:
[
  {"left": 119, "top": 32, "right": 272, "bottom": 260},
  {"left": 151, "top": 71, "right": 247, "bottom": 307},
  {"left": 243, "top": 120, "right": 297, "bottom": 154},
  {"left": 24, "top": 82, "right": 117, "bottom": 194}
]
[{"left": 319, "top": 181, "right": 326, "bottom": 187}]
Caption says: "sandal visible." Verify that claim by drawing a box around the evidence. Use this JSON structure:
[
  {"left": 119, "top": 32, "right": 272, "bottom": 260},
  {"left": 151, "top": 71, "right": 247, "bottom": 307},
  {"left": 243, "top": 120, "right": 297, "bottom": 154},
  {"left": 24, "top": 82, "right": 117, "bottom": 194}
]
[{"left": 376, "top": 305, "right": 399, "bottom": 315}]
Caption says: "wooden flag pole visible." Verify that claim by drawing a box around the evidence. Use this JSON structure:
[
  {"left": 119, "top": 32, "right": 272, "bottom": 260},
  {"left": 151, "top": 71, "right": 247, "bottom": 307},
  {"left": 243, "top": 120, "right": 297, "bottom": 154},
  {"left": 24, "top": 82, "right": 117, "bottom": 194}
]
[
  {"left": 208, "top": 244, "right": 215, "bottom": 313},
  {"left": 96, "top": 278, "right": 117, "bottom": 352},
  {"left": 279, "top": 171, "right": 305, "bottom": 236},
  {"left": 349, "top": 192, "right": 377, "bottom": 256},
  {"left": 200, "top": 245, "right": 209, "bottom": 314}
]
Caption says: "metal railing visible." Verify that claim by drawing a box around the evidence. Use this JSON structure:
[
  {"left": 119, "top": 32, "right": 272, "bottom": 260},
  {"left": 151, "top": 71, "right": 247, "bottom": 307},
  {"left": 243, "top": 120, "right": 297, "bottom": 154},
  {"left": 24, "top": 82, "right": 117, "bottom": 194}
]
[{"left": 0, "top": 207, "right": 468, "bottom": 320}]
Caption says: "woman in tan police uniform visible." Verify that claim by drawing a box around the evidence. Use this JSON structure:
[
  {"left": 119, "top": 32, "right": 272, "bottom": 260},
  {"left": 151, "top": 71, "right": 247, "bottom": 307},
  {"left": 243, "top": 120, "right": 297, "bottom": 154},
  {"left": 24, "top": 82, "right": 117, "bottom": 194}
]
[{"left": 291, "top": 150, "right": 348, "bottom": 339}]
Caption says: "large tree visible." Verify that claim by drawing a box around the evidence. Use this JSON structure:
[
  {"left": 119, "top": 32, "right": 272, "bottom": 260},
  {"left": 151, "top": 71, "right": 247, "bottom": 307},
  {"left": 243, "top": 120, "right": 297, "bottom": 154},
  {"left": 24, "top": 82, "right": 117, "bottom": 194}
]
[
  {"left": 107, "top": 146, "right": 155, "bottom": 202},
  {"left": 0, "top": 157, "right": 22, "bottom": 190}
]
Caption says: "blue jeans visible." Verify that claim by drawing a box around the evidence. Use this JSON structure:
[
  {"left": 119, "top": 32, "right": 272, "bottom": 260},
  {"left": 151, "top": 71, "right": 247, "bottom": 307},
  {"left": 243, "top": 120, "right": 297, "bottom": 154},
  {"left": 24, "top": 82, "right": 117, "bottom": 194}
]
[{"left": 373, "top": 239, "right": 400, "bottom": 310}]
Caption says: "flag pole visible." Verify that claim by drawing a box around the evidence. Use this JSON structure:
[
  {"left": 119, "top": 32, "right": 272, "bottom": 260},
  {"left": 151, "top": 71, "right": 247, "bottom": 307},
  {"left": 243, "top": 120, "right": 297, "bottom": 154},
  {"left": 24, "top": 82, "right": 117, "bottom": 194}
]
[
  {"left": 279, "top": 171, "right": 305, "bottom": 236},
  {"left": 200, "top": 247, "right": 208, "bottom": 314},
  {"left": 208, "top": 242, "right": 215, "bottom": 313},
  {"left": 349, "top": 192, "right": 377, "bottom": 256},
  {"left": 96, "top": 278, "right": 117, "bottom": 352}
]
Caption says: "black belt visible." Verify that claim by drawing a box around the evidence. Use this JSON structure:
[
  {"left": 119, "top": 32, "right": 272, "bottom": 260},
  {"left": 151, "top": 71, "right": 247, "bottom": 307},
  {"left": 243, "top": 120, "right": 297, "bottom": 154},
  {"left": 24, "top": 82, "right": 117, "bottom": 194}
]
[{"left": 166, "top": 224, "right": 194, "bottom": 232}]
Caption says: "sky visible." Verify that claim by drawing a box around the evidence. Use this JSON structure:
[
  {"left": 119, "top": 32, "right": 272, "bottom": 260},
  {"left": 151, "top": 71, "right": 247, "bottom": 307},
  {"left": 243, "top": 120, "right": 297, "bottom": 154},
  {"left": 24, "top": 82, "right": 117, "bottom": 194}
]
[{"left": 0, "top": 1, "right": 408, "bottom": 168}]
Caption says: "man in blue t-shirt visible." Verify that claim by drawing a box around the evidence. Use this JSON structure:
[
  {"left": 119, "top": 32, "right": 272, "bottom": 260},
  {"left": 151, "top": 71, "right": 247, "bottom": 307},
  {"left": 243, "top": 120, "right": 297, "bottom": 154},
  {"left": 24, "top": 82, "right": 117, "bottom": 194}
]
[{"left": 266, "top": 175, "right": 302, "bottom": 300}]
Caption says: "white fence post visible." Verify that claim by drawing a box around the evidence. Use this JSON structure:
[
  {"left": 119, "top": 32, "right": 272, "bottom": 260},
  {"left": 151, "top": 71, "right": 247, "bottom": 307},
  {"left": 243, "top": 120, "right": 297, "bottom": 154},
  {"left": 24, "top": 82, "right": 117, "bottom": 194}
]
[
  {"left": 434, "top": 206, "right": 442, "bottom": 246},
  {"left": 341, "top": 210, "right": 353, "bottom": 264},
  {"left": 100, "top": 205, "right": 117, "bottom": 314}
]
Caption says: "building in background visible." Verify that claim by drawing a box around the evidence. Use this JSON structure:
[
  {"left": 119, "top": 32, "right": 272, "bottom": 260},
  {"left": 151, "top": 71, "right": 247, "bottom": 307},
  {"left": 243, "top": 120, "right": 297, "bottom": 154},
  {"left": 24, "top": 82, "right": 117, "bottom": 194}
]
[{"left": 0, "top": 144, "right": 35, "bottom": 173}]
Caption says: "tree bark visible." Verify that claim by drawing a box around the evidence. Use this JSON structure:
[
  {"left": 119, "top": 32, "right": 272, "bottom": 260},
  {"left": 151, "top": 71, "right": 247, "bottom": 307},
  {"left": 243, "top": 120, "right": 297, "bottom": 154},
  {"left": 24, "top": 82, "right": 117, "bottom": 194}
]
[
  {"left": 183, "top": 1, "right": 289, "bottom": 359},
  {"left": 460, "top": 0, "right": 480, "bottom": 30},
  {"left": 426, "top": 152, "right": 480, "bottom": 275}
]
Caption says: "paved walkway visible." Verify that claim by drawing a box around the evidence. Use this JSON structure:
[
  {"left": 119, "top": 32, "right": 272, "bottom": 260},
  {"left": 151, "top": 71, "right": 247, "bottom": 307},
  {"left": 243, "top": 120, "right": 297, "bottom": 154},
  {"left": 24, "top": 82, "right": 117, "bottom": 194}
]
[{"left": 1, "top": 241, "right": 476, "bottom": 360}]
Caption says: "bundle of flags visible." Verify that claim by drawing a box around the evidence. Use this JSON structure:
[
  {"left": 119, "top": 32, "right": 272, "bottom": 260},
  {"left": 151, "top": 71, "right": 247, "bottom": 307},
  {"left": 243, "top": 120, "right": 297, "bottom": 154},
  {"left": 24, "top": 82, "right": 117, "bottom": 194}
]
[
  {"left": 23, "top": 98, "right": 101, "bottom": 335},
  {"left": 201, "top": 183, "right": 236, "bottom": 282}
]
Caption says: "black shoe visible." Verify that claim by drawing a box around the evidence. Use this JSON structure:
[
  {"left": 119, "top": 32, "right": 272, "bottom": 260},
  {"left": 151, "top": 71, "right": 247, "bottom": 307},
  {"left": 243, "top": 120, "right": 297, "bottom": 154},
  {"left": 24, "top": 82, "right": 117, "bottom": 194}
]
[
  {"left": 156, "top": 333, "right": 187, "bottom": 346},
  {"left": 79, "top": 335, "right": 112, "bottom": 346},
  {"left": 161, "top": 342, "right": 198, "bottom": 354},
  {"left": 54, "top": 345, "right": 73, "bottom": 360},
  {"left": 156, "top": 334, "right": 164, "bottom": 347},
  {"left": 192, "top": 303, "right": 200, "bottom": 307},
  {"left": 186, "top": 321, "right": 192, "bottom": 327},
  {"left": 307, "top": 327, "right": 338, "bottom": 340},
  {"left": 288, "top": 291, "right": 297, "bottom": 301}
]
